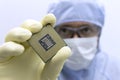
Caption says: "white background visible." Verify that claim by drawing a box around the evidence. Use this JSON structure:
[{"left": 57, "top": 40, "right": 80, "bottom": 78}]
[{"left": 0, "top": 0, "right": 120, "bottom": 57}]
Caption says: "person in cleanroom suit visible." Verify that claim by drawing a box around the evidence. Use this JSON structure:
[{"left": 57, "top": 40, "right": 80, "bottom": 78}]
[
  {"left": 0, "top": 0, "right": 120, "bottom": 80},
  {"left": 47, "top": 0, "right": 120, "bottom": 80}
]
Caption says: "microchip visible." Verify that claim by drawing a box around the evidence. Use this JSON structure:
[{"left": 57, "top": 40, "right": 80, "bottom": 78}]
[
  {"left": 28, "top": 25, "right": 66, "bottom": 63},
  {"left": 39, "top": 34, "right": 56, "bottom": 51}
]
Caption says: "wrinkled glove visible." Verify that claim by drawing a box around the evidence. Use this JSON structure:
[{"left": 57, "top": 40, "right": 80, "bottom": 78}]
[{"left": 0, "top": 14, "right": 71, "bottom": 80}]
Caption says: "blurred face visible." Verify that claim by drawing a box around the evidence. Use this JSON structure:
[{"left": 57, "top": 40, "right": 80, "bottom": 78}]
[
  {"left": 55, "top": 22, "right": 102, "bottom": 70},
  {"left": 55, "top": 21, "right": 101, "bottom": 39}
]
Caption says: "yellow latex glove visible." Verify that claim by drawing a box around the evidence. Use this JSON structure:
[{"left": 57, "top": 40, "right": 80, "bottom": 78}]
[{"left": 0, "top": 14, "right": 71, "bottom": 80}]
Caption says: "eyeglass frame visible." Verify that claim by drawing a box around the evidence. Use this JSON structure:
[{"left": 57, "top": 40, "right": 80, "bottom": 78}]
[{"left": 54, "top": 23, "right": 101, "bottom": 38}]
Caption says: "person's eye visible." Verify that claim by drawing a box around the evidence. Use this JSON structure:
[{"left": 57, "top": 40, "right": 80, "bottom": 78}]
[
  {"left": 61, "top": 28, "right": 67, "bottom": 33},
  {"left": 60, "top": 28, "right": 71, "bottom": 34},
  {"left": 81, "top": 27, "right": 92, "bottom": 34}
]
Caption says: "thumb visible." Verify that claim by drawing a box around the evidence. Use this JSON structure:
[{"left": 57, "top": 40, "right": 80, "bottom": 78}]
[{"left": 41, "top": 46, "right": 71, "bottom": 80}]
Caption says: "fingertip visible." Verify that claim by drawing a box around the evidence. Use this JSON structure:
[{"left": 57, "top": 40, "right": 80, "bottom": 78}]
[
  {"left": 21, "top": 19, "right": 43, "bottom": 33},
  {"left": 5, "top": 27, "right": 32, "bottom": 42},
  {"left": 59, "top": 46, "right": 72, "bottom": 58},
  {"left": 41, "top": 14, "right": 56, "bottom": 27},
  {"left": 0, "top": 42, "right": 25, "bottom": 57},
  {"left": 53, "top": 46, "right": 71, "bottom": 61}
]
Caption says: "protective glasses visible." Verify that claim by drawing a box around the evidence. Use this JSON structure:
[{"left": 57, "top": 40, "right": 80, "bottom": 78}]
[{"left": 55, "top": 26, "right": 100, "bottom": 38}]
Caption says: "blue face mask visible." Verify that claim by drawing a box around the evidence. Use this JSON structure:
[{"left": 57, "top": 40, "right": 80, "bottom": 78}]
[{"left": 64, "top": 37, "right": 98, "bottom": 70}]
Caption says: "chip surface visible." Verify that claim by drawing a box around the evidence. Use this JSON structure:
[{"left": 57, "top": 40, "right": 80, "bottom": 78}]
[{"left": 28, "top": 25, "right": 66, "bottom": 63}]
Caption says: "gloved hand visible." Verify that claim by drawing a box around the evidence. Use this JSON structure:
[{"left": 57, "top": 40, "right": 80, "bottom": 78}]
[{"left": 0, "top": 14, "right": 71, "bottom": 80}]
